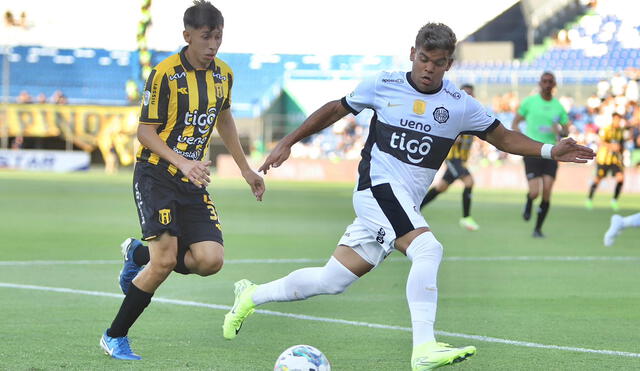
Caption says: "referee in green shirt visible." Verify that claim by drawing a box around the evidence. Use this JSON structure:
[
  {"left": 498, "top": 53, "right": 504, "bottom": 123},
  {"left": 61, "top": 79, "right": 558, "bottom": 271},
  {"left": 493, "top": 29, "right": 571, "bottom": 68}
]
[{"left": 512, "top": 72, "right": 569, "bottom": 238}]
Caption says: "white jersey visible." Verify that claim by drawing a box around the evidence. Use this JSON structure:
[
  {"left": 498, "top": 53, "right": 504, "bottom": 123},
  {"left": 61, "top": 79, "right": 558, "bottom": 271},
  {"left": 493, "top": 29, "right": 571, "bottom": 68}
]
[{"left": 342, "top": 71, "right": 498, "bottom": 204}]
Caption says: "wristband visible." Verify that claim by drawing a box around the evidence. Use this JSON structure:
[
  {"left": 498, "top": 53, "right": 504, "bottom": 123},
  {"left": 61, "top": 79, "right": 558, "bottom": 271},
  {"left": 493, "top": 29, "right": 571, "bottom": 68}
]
[{"left": 541, "top": 143, "right": 553, "bottom": 159}]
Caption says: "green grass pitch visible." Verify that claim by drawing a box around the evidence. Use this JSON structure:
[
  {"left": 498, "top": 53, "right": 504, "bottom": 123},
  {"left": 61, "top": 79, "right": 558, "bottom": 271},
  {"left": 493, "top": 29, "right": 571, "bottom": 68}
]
[{"left": 0, "top": 169, "right": 638, "bottom": 370}]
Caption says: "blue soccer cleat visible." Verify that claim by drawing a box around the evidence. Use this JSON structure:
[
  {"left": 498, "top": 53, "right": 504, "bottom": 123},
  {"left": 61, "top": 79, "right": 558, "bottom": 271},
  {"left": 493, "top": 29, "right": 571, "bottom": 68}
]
[
  {"left": 100, "top": 331, "right": 141, "bottom": 360},
  {"left": 119, "top": 237, "right": 143, "bottom": 294}
]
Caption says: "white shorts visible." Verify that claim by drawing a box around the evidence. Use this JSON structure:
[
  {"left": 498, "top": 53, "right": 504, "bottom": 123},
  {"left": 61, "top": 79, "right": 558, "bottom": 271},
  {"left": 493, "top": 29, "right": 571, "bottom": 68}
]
[{"left": 337, "top": 183, "right": 429, "bottom": 266}]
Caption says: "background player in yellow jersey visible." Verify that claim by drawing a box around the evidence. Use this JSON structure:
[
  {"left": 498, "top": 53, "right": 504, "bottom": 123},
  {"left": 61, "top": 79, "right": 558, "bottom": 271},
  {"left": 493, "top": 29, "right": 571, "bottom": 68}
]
[
  {"left": 586, "top": 112, "right": 625, "bottom": 211},
  {"left": 99, "top": 1, "right": 265, "bottom": 360},
  {"left": 420, "top": 84, "right": 480, "bottom": 231},
  {"left": 512, "top": 71, "right": 569, "bottom": 238}
]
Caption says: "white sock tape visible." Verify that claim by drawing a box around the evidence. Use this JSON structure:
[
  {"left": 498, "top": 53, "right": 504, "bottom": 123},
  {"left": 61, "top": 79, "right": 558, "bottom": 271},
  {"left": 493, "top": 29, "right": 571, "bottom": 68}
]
[{"left": 541, "top": 143, "right": 554, "bottom": 159}]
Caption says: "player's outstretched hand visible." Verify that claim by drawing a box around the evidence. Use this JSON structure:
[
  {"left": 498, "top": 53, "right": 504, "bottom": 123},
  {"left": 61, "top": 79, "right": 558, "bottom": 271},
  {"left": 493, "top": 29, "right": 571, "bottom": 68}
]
[
  {"left": 258, "top": 142, "right": 291, "bottom": 174},
  {"left": 179, "top": 159, "right": 212, "bottom": 188},
  {"left": 552, "top": 137, "right": 595, "bottom": 163},
  {"left": 242, "top": 168, "right": 265, "bottom": 201}
]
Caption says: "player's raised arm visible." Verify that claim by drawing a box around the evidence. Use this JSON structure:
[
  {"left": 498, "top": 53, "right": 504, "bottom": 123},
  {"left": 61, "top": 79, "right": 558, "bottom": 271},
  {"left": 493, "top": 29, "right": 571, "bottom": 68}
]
[
  {"left": 511, "top": 112, "right": 525, "bottom": 133},
  {"left": 258, "top": 99, "right": 350, "bottom": 174},
  {"left": 484, "top": 123, "right": 595, "bottom": 163}
]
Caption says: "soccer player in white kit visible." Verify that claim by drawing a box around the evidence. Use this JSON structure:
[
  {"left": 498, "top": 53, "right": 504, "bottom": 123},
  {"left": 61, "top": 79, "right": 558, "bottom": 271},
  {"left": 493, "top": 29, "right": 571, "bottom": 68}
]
[
  {"left": 604, "top": 212, "right": 640, "bottom": 246},
  {"left": 222, "top": 23, "right": 595, "bottom": 370}
]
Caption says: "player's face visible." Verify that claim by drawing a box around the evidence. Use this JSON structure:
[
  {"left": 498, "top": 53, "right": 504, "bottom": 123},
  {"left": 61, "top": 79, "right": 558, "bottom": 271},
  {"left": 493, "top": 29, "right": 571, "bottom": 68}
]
[
  {"left": 409, "top": 47, "right": 453, "bottom": 93},
  {"left": 461, "top": 86, "right": 474, "bottom": 97},
  {"left": 539, "top": 74, "right": 556, "bottom": 95},
  {"left": 183, "top": 25, "right": 223, "bottom": 69},
  {"left": 612, "top": 115, "right": 621, "bottom": 127}
]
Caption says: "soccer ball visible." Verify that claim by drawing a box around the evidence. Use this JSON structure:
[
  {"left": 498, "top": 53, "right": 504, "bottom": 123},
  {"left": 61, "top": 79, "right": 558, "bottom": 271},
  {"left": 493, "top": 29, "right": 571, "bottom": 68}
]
[{"left": 273, "top": 344, "right": 331, "bottom": 371}]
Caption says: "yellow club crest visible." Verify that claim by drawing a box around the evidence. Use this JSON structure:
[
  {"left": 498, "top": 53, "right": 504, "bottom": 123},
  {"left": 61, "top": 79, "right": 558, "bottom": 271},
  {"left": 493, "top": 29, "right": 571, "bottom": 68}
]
[
  {"left": 215, "top": 84, "right": 224, "bottom": 98},
  {"left": 413, "top": 100, "right": 426, "bottom": 115},
  {"left": 158, "top": 209, "right": 171, "bottom": 225}
]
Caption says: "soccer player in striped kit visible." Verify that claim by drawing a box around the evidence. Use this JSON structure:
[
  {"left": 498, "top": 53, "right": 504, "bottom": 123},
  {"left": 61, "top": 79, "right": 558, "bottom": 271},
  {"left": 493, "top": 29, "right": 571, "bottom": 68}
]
[
  {"left": 586, "top": 112, "right": 626, "bottom": 211},
  {"left": 100, "top": 1, "right": 264, "bottom": 360}
]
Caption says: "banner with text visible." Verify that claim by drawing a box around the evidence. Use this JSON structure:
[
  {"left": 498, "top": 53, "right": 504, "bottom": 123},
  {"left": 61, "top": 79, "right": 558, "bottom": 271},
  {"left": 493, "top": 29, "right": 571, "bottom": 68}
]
[
  {"left": 0, "top": 149, "right": 90, "bottom": 172},
  {"left": 0, "top": 104, "right": 139, "bottom": 165}
]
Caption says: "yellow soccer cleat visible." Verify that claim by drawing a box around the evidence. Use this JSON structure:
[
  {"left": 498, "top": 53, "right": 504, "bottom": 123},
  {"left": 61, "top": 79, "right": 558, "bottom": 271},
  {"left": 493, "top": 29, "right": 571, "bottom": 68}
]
[
  {"left": 222, "top": 279, "right": 257, "bottom": 340},
  {"left": 411, "top": 341, "right": 476, "bottom": 370}
]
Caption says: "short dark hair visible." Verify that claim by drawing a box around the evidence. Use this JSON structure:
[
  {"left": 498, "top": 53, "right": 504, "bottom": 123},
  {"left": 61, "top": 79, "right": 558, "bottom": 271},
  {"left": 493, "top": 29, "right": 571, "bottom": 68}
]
[
  {"left": 184, "top": 0, "right": 224, "bottom": 30},
  {"left": 541, "top": 71, "right": 555, "bottom": 80},
  {"left": 415, "top": 23, "right": 457, "bottom": 56},
  {"left": 460, "top": 83, "right": 474, "bottom": 90}
]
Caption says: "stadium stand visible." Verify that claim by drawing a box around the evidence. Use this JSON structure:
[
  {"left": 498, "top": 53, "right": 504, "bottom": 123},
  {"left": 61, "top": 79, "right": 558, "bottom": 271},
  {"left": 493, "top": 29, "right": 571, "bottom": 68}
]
[{"left": 1, "top": 46, "right": 396, "bottom": 117}]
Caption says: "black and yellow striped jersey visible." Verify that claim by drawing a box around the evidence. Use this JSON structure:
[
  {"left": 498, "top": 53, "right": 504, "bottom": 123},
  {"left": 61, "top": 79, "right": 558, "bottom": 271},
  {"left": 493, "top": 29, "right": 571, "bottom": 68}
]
[
  {"left": 596, "top": 125, "right": 624, "bottom": 166},
  {"left": 137, "top": 46, "right": 233, "bottom": 176},
  {"left": 446, "top": 134, "right": 474, "bottom": 162}
]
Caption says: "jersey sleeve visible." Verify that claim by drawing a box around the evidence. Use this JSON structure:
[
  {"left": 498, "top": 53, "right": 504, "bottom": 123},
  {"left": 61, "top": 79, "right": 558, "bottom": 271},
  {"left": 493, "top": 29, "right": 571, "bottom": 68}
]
[
  {"left": 140, "top": 69, "right": 169, "bottom": 125},
  {"left": 460, "top": 96, "right": 500, "bottom": 139},
  {"left": 341, "top": 74, "right": 378, "bottom": 114},
  {"left": 557, "top": 102, "right": 569, "bottom": 125},
  {"left": 599, "top": 127, "right": 608, "bottom": 141},
  {"left": 222, "top": 72, "right": 232, "bottom": 111}
]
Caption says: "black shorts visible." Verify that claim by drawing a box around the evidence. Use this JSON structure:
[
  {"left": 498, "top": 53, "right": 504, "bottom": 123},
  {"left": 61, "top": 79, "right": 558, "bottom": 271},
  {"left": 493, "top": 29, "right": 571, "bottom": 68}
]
[
  {"left": 442, "top": 159, "right": 471, "bottom": 184},
  {"left": 596, "top": 164, "right": 623, "bottom": 178},
  {"left": 132, "top": 162, "right": 223, "bottom": 246},
  {"left": 523, "top": 157, "right": 558, "bottom": 179}
]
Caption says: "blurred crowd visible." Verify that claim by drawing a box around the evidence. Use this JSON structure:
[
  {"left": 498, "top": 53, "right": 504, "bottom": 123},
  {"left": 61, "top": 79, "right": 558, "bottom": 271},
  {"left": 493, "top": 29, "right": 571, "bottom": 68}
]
[{"left": 16, "top": 90, "right": 68, "bottom": 104}]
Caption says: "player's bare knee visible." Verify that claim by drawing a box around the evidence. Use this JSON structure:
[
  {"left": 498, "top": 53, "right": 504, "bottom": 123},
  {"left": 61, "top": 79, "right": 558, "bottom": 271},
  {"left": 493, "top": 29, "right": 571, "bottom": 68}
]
[
  {"left": 198, "top": 256, "right": 224, "bottom": 276},
  {"left": 464, "top": 178, "right": 474, "bottom": 188},
  {"left": 150, "top": 256, "right": 177, "bottom": 274}
]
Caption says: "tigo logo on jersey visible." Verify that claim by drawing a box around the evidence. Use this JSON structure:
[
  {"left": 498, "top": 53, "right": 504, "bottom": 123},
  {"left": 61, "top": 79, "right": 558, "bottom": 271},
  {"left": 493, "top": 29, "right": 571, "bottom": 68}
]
[
  {"left": 184, "top": 107, "right": 217, "bottom": 134},
  {"left": 390, "top": 132, "right": 433, "bottom": 164},
  {"left": 413, "top": 100, "right": 426, "bottom": 115},
  {"left": 158, "top": 209, "right": 171, "bottom": 225},
  {"left": 433, "top": 107, "right": 449, "bottom": 124}
]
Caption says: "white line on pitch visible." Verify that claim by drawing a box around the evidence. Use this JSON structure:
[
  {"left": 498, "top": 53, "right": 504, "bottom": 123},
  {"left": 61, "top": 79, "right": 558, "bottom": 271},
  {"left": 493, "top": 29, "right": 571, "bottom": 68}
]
[
  {"left": 0, "top": 256, "right": 639, "bottom": 266},
  {"left": 1, "top": 282, "right": 638, "bottom": 359}
]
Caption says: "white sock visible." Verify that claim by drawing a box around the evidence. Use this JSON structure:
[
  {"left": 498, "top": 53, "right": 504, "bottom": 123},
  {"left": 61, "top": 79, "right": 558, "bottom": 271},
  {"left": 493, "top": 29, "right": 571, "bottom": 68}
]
[
  {"left": 622, "top": 212, "right": 640, "bottom": 228},
  {"left": 406, "top": 232, "right": 443, "bottom": 347},
  {"left": 252, "top": 256, "right": 358, "bottom": 306}
]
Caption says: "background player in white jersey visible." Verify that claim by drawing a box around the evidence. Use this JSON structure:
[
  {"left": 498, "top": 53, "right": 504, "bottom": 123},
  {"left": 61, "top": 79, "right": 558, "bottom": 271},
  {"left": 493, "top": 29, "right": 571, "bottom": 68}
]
[
  {"left": 420, "top": 84, "right": 480, "bottom": 231},
  {"left": 604, "top": 212, "right": 640, "bottom": 246},
  {"left": 222, "top": 23, "right": 594, "bottom": 371}
]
